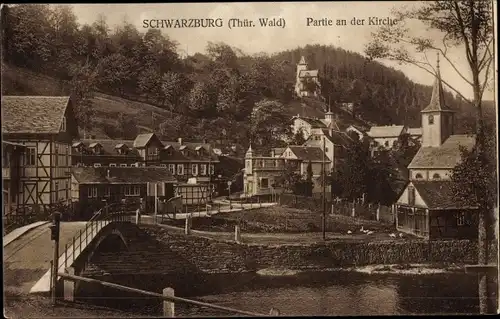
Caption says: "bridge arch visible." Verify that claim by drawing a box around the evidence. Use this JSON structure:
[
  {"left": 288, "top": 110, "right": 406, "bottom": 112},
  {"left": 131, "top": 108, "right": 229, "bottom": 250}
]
[{"left": 84, "top": 224, "right": 130, "bottom": 264}]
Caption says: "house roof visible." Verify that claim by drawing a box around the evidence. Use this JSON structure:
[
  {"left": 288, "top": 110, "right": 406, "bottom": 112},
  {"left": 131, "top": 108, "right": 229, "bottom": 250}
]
[
  {"left": 299, "top": 70, "right": 319, "bottom": 78},
  {"left": 295, "top": 116, "right": 327, "bottom": 128},
  {"left": 408, "top": 134, "right": 476, "bottom": 169},
  {"left": 347, "top": 125, "right": 367, "bottom": 133},
  {"left": 367, "top": 125, "right": 406, "bottom": 138},
  {"left": 72, "top": 139, "right": 142, "bottom": 158},
  {"left": 287, "top": 146, "right": 331, "bottom": 162},
  {"left": 72, "top": 167, "right": 177, "bottom": 184},
  {"left": 160, "top": 141, "right": 219, "bottom": 162},
  {"left": 272, "top": 147, "right": 286, "bottom": 157},
  {"left": 2, "top": 96, "right": 70, "bottom": 134},
  {"left": 412, "top": 181, "right": 477, "bottom": 210},
  {"left": 133, "top": 133, "right": 156, "bottom": 148},
  {"left": 321, "top": 130, "right": 352, "bottom": 145},
  {"left": 408, "top": 128, "right": 422, "bottom": 136}
]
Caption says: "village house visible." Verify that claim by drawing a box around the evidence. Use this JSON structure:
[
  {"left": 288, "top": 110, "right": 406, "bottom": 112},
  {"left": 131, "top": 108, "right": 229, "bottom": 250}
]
[
  {"left": 243, "top": 146, "right": 289, "bottom": 197},
  {"left": 2, "top": 96, "right": 79, "bottom": 217},
  {"left": 71, "top": 134, "right": 219, "bottom": 184},
  {"left": 71, "top": 166, "right": 177, "bottom": 218},
  {"left": 366, "top": 124, "right": 408, "bottom": 149},
  {"left": 395, "top": 57, "right": 478, "bottom": 240},
  {"left": 2, "top": 141, "right": 26, "bottom": 216},
  {"left": 294, "top": 55, "right": 320, "bottom": 97},
  {"left": 302, "top": 126, "right": 351, "bottom": 172},
  {"left": 345, "top": 125, "right": 367, "bottom": 140}
]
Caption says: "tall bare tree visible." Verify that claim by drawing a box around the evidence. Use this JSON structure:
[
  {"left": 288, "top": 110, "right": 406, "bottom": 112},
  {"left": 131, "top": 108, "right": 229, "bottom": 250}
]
[{"left": 365, "top": 1, "right": 495, "bottom": 313}]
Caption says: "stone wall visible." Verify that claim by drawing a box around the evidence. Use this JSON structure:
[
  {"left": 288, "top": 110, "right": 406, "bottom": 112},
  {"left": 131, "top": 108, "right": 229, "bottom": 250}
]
[{"left": 85, "top": 225, "right": 494, "bottom": 277}]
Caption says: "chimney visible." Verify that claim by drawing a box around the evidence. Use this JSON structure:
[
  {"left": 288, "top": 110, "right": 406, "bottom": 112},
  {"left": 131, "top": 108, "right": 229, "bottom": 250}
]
[
  {"left": 106, "top": 169, "right": 110, "bottom": 178},
  {"left": 178, "top": 137, "right": 183, "bottom": 145}
]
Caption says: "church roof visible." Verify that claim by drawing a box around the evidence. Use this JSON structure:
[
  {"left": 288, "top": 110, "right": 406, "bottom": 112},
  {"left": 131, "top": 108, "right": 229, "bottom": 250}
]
[
  {"left": 421, "top": 56, "right": 455, "bottom": 113},
  {"left": 299, "top": 70, "right": 319, "bottom": 78},
  {"left": 367, "top": 125, "right": 406, "bottom": 138},
  {"left": 408, "top": 134, "right": 476, "bottom": 169}
]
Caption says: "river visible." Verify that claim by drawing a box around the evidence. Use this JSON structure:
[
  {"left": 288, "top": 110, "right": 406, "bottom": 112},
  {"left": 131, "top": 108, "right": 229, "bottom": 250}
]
[{"left": 80, "top": 270, "right": 481, "bottom": 316}]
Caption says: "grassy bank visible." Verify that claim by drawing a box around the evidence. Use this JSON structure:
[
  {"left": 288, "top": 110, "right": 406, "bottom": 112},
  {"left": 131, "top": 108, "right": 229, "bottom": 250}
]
[{"left": 160, "top": 206, "right": 404, "bottom": 241}]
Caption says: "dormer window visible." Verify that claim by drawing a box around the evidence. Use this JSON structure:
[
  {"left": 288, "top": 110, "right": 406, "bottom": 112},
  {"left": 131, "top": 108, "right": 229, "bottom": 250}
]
[
  {"left": 89, "top": 143, "right": 103, "bottom": 155},
  {"left": 195, "top": 145, "right": 204, "bottom": 155},
  {"left": 179, "top": 145, "right": 188, "bottom": 155},
  {"left": 433, "top": 173, "right": 441, "bottom": 180},
  {"left": 164, "top": 145, "right": 173, "bottom": 155},
  {"left": 115, "top": 144, "right": 129, "bottom": 155}
]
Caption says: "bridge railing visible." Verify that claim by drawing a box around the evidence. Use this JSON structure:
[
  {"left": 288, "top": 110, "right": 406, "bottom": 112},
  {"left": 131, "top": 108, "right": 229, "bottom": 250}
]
[{"left": 56, "top": 202, "right": 132, "bottom": 276}]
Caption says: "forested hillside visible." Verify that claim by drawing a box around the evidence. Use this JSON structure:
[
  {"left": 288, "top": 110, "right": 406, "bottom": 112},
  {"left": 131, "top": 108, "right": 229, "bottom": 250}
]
[{"left": 1, "top": 4, "right": 492, "bottom": 152}]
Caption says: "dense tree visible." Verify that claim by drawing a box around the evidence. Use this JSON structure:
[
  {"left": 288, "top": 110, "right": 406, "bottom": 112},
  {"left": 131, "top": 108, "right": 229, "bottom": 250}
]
[
  {"left": 68, "top": 62, "right": 98, "bottom": 138},
  {"left": 250, "top": 99, "right": 291, "bottom": 153},
  {"left": 291, "top": 128, "right": 306, "bottom": 145}
]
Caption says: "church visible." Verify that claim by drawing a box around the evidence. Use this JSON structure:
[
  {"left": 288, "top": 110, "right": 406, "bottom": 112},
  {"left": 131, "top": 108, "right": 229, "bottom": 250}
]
[
  {"left": 395, "top": 55, "right": 478, "bottom": 240},
  {"left": 294, "top": 56, "right": 320, "bottom": 97}
]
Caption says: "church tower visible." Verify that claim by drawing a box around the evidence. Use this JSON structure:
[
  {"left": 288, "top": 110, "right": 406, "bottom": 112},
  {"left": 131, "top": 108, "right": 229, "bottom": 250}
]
[
  {"left": 245, "top": 144, "right": 253, "bottom": 175},
  {"left": 421, "top": 53, "right": 455, "bottom": 147},
  {"left": 295, "top": 56, "right": 308, "bottom": 96}
]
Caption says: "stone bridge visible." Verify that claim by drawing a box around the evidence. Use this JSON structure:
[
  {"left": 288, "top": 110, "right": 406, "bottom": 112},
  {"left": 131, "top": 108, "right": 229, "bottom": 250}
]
[{"left": 3, "top": 212, "right": 139, "bottom": 299}]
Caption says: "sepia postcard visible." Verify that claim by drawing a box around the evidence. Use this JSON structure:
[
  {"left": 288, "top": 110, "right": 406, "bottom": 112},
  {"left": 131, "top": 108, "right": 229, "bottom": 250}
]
[{"left": 2, "top": 1, "right": 499, "bottom": 317}]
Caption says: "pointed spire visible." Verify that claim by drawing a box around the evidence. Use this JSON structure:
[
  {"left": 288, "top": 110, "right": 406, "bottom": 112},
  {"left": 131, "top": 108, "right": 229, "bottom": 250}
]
[
  {"left": 299, "top": 56, "right": 306, "bottom": 65},
  {"left": 421, "top": 52, "right": 454, "bottom": 113}
]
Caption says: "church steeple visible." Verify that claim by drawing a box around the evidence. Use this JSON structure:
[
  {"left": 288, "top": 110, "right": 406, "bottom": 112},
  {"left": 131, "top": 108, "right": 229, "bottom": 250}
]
[
  {"left": 298, "top": 56, "right": 307, "bottom": 65},
  {"left": 421, "top": 53, "right": 454, "bottom": 113},
  {"left": 421, "top": 53, "right": 455, "bottom": 147}
]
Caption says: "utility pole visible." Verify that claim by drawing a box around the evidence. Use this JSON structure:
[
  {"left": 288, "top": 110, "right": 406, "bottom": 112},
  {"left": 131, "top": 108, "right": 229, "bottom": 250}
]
[
  {"left": 208, "top": 143, "right": 212, "bottom": 203},
  {"left": 322, "top": 137, "right": 326, "bottom": 241},
  {"left": 50, "top": 212, "right": 61, "bottom": 306}
]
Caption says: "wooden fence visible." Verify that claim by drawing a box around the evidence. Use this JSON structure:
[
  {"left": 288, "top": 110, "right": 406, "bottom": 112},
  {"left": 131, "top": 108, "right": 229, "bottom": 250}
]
[{"left": 279, "top": 194, "right": 395, "bottom": 224}]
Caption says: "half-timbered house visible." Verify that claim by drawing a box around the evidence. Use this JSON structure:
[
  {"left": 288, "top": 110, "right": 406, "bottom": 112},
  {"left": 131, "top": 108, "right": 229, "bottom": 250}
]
[
  {"left": 2, "top": 96, "right": 79, "bottom": 215},
  {"left": 2, "top": 141, "right": 26, "bottom": 215}
]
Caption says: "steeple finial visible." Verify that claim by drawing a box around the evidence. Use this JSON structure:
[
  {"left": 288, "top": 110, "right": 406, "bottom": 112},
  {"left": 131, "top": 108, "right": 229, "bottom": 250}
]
[{"left": 436, "top": 52, "right": 440, "bottom": 74}]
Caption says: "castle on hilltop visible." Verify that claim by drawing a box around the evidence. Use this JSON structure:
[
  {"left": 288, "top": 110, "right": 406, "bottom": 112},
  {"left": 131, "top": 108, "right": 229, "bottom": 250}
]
[{"left": 294, "top": 56, "right": 320, "bottom": 97}]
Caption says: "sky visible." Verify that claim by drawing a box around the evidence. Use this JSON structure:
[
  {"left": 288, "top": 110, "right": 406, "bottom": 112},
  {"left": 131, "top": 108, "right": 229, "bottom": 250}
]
[{"left": 71, "top": 2, "right": 496, "bottom": 101}]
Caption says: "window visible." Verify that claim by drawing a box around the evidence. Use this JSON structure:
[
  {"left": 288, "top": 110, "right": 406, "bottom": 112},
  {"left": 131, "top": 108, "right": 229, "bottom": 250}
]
[
  {"left": 61, "top": 116, "right": 66, "bottom": 131},
  {"left": 54, "top": 145, "right": 59, "bottom": 167},
  {"left": 432, "top": 173, "right": 441, "bottom": 180},
  {"left": 104, "top": 187, "right": 110, "bottom": 197},
  {"left": 88, "top": 186, "right": 97, "bottom": 198},
  {"left": 168, "top": 164, "right": 175, "bottom": 174},
  {"left": 124, "top": 185, "right": 140, "bottom": 196},
  {"left": 109, "top": 163, "right": 117, "bottom": 167},
  {"left": 384, "top": 141, "right": 389, "bottom": 147},
  {"left": 261, "top": 178, "right": 269, "bottom": 189},
  {"left": 26, "top": 147, "right": 36, "bottom": 166},
  {"left": 428, "top": 115, "right": 434, "bottom": 124},
  {"left": 408, "top": 186, "right": 415, "bottom": 206},
  {"left": 192, "top": 164, "right": 198, "bottom": 176},
  {"left": 94, "top": 163, "right": 101, "bottom": 168},
  {"left": 177, "top": 164, "right": 184, "bottom": 175},
  {"left": 415, "top": 173, "right": 423, "bottom": 180},
  {"left": 120, "top": 164, "right": 127, "bottom": 167},
  {"left": 149, "top": 148, "right": 158, "bottom": 156},
  {"left": 200, "top": 164, "right": 207, "bottom": 175},
  {"left": 325, "top": 147, "right": 329, "bottom": 153},
  {"left": 160, "top": 164, "right": 167, "bottom": 168},
  {"left": 54, "top": 182, "right": 59, "bottom": 201},
  {"left": 457, "top": 212, "right": 465, "bottom": 226},
  {"left": 209, "top": 164, "right": 214, "bottom": 175}
]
